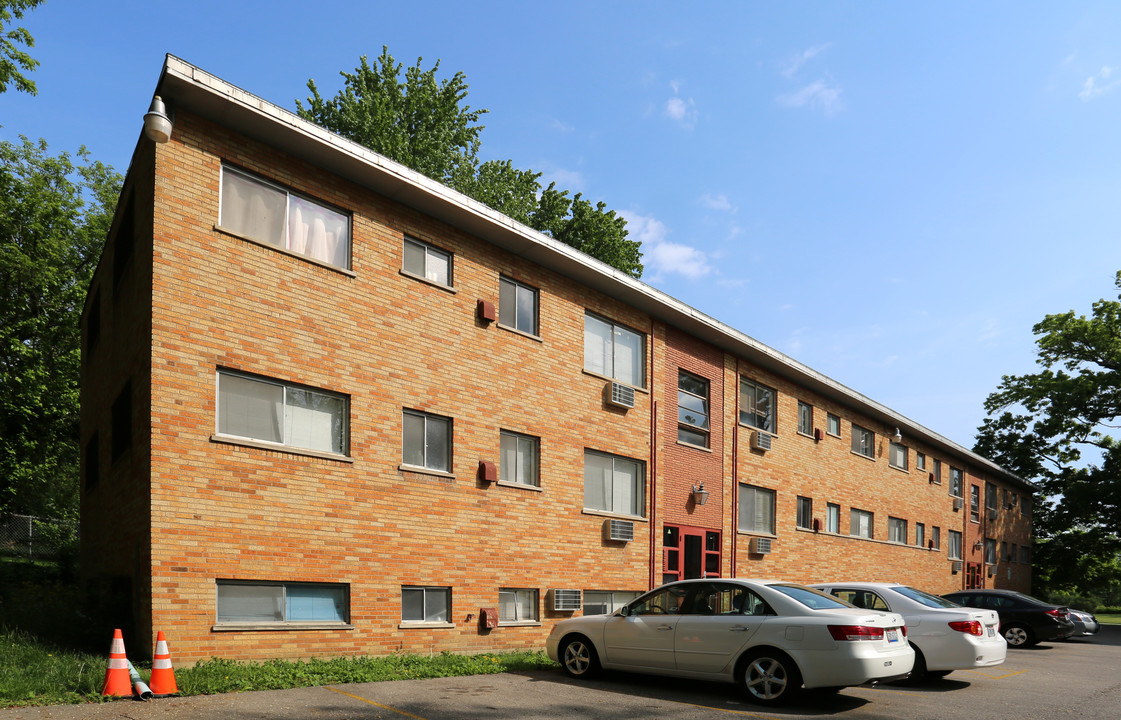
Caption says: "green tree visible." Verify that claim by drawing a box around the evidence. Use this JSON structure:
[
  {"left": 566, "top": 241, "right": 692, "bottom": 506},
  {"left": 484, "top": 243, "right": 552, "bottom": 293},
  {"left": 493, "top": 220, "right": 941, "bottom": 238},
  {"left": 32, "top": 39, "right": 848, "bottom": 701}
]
[
  {"left": 974, "top": 271, "right": 1121, "bottom": 597},
  {"left": 297, "top": 48, "right": 643, "bottom": 277},
  {"left": 0, "top": 0, "right": 43, "bottom": 95},
  {"left": 0, "top": 136, "right": 121, "bottom": 519}
]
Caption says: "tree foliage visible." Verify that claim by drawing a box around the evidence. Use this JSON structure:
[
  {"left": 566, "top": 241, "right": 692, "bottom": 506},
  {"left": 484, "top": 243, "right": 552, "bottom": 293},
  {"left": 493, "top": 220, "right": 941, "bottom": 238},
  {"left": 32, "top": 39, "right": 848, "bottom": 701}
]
[
  {"left": 0, "top": 0, "right": 43, "bottom": 95},
  {"left": 0, "top": 136, "right": 121, "bottom": 519},
  {"left": 974, "top": 271, "right": 1121, "bottom": 597},
  {"left": 297, "top": 48, "right": 642, "bottom": 278}
]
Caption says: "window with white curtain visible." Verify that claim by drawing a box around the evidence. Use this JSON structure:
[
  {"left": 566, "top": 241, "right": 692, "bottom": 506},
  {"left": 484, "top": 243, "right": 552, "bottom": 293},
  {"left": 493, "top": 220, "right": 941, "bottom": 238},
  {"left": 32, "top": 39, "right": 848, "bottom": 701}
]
[
  {"left": 402, "top": 237, "right": 451, "bottom": 286},
  {"left": 500, "top": 430, "right": 538, "bottom": 486},
  {"left": 850, "top": 508, "right": 874, "bottom": 538},
  {"left": 738, "top": 484, "right": 775, "bottom": 534},
  {"left": 219, "top": 166, "right": 350, "bottom": 270},
  {"left": 498, "top": 588, "right": 538, "bottom": 623},
  {"left": 948, "top": 530, "right": 963, "bottom": 560},
  {"left": 217, "top": 371, "right": 348, "bottom": 455},
  {"left": 888, "top": 516, "right": 907, "bottom": 543},
  {"left": 583, "top": 450, "right": 644, "bottom": 517},
  {"left": 826, "top": 503, "right": 840, "bottom": 533},
  {"left": 583, "top": 313, "right": 645, "bottom": 387}
]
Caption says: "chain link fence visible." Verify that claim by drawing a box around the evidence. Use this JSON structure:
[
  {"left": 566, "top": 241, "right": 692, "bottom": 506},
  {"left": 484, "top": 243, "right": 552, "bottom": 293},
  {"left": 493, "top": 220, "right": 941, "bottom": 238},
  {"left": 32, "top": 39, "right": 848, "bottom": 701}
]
[{"left": 0, "top": 514, "right": 79, "bottom": 561}]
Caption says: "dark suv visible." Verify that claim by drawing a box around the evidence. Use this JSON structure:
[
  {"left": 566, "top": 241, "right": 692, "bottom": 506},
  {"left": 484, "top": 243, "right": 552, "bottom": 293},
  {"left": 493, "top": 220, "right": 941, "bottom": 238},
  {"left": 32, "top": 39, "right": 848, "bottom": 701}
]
[{"left": 942, "top": 590, "right": 1075, "bottom": 647}]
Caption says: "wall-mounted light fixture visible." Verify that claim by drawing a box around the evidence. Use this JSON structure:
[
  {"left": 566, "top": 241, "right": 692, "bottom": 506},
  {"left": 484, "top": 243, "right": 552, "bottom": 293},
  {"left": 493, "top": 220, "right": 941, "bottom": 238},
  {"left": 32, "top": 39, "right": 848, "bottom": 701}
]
[
  {"left": 692, "top": 483, "right": 709, "bottom": 506},
  {"left": 143, "top": 95, "right": 174, "bottom": 143},
  {"left": 973, "top": 540, "right": 984, "bottom": 551},
  {"left": 892, "top": 427, "right": 902, "bottom": 441}
]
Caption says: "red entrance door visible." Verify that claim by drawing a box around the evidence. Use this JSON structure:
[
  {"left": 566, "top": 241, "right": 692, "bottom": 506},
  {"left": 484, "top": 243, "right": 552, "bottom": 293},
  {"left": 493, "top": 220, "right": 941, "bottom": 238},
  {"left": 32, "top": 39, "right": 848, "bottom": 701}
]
[
  {"left": 966, "top": 562, "right": 984, "bottom": 589},
  {"left": 663, "top": 524, "right": 720, "bottom": 584}
]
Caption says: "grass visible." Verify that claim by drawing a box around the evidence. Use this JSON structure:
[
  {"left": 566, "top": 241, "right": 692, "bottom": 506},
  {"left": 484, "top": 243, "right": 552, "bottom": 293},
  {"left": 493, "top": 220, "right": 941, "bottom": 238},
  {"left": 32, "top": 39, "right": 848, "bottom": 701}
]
[
  {"left": 0, "top": 626, "right": 558, "bottom": 708},
  {"left": 1094, "top": 613, "right": 1121, "bottom": 624}
]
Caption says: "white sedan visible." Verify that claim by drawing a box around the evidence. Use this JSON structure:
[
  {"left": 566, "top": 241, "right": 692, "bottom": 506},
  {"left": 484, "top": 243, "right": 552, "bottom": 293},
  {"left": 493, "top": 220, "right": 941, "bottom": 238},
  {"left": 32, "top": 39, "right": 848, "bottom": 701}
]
[
  {"left": 545, "top": 578, "right": 914, "bottom": 705},
  {"left": 812, "top": 582, "right": 1007, "bottom": 679}
]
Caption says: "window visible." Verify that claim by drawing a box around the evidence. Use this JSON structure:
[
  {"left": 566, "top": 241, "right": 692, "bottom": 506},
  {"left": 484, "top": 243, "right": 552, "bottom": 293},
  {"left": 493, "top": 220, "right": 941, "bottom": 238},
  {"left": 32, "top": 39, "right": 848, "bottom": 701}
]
[
  {"left": 499, "top": 431, "right": 538, "bottom": 486},
  {"left": 1002, "top": 541, "right": 1011, "bottom": 561},
  {"left": 949, "top": 466, "right": 963, "bottom": 497},
  {"left": 583, "top": 450, "right": 644, "bottom": 517},
  {"left": 931, "top": 525, "right": 941, "bottom": 550},
  {"left": 738, "top": 484, "right": 776, "bottom": 534},
  {"left": 889, "top": 442, "right": 908, "bottom": 470},
  {"left": 826, "top": 503, "right": 840, "bottom": 533},
  {"left": 583, "top": 590, "right": 641, "bottom": 615},
  {"left": 677, "top": 371, "right": 710, "bottom": 447},
  {"left": 916, "top": 452, "right": 927, "bottom": 471},
  {"left": 217, "top": 581, "right": 348, "bottom": 624},
  {"left": 888, "top": 517, "right": 907, "bottom": 544},
  {"left": 948, "top": 530, "right": 962, "bottom": 560},
  {"left": 218, "top": 371, "right": 349, "bottom": 455},
  {"left": 970, "top": 485, "right": 981, "bottom": 523},
  {"left": 796, "top": 496, "right": 813, "bottom": 529},
  {"left": 219, "top": 165, "right": 350, "bottom": 269},
  {"left": 1019, "top": 545, "right": 1031, "bottom": 564},
  {"left": 402, "top": 410, "right": 452, "bottom": 472},
  {"left": 932, "top": 458, "right": 942, "bottom": 485},
  {"left": 916, "top": 522, "right": 925, "bottom": 548},
  {"left": 827, "top": 413, "right": 841, "bottom": 437},
  {"left": 851, "top": 424, "right": 875, "bottom": 459},
  {"left": 985, "top": 538, "right": 997, "bottom": 565},
  {"left": 111, "top": 380, "right": 132, "bottom": 461},
  {"left": 850, "top": 508, "right": 874, "bottom": 539},
  {"left": 84, "top": 432, "right": 99, "bottom": 492},
  {"left": 584, "top": 313, "right": 645, "bottom": 387},
  {"left": 401, "top": 586, "right": 451, "bottom": 624},
  {"left": 402, "top": 237, "right": 452, "bottom": 286},
  {"left": 797, "top": 401, "right": 813, "bottom": 436},
  {"left": 86, "top": 289, "right": 101, "bottom": 354},
  {"left": 499, "top": 276, "right": 538, "bottom": 335},
  {"left": 628, "top": 585, "right": 691, "bottom": 616},
  {"left": 498, "top": 588, "right": 538, "bottom": 623},
  {"left": 986, "top": 482, "right": 999, "bottom": 513},
  {"left": 739, "top": 378, "right": 776, "bottom": 432}
]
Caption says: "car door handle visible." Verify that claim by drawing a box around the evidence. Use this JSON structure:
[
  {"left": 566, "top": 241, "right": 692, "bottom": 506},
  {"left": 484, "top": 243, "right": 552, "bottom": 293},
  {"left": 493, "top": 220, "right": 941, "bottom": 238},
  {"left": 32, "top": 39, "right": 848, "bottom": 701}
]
[
  {"left": 729, "top": 626, "right": 749, "bottom": 631},
  {"left": 657, "top": 625, "right": 673, "bottom": 631}
]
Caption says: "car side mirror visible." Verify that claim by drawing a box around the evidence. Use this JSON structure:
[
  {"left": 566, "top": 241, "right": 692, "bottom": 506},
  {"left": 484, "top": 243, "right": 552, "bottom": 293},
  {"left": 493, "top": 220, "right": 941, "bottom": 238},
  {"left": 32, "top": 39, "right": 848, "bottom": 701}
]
[{"left": 619, "top": 605, "right": 630, "bottom": 617}]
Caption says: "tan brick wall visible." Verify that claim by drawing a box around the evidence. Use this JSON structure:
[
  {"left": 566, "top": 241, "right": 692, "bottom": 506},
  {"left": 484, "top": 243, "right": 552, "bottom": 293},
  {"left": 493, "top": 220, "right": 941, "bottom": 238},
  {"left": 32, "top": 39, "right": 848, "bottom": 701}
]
[{"left": 81, "top": 110, "right": 1032, "bottom": 665}]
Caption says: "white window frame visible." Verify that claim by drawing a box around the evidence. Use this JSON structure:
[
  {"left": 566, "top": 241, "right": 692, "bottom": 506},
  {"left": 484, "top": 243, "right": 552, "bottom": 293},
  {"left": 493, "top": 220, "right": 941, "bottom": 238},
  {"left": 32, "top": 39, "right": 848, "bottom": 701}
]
[
  {"left": 499, "top": 276, "right": 539, "bottom": 336},
  {"left": 216, "top": 370, "right": 349, "bottom": 456},
  {"left": 948, "top": 530, "right": 963, "bottom": 560},
  {"left": 219, "top": 165, "right": 351, "bottom": 270},
  {"left": 931, "top": 525, "right": 941, "bottom": 550},
  {"left": 826, "top": 413, "right": 841, "bottom": 437},
  {"left": 401, "top": 586, "right": 451, "bottom": 625},
  {"left": 583, "top": 312, "right": 645, "bottom": 387},
  {"left": 402, "top": 236, "right": 452, "bottom": 287},
  {"left": 797, "top": 401, "right": 813, "bottom": 436},
  {"left": 499, "top": 430, "right": 539, "bottom": 487},
  {"left": 850, "top": 508, "right": 874, "bottom": 539},
  {"left": 916, "top": 452, "right": 927, "bottom": 471},
  {"left": 583, "top": 450, "right": 645, "bottom": 517},
  {"left": 739, "top": 377, "right": 776, "bottom": 433},
  {"left": 851, "top": 424, "right": 875, "bottom": 459},
  {"left": 738, "top": 484, "right": 776, "bottom": 535},
  {"left": 916, "top": 522, "right": 925, "bottom": 548},
  {"left": 677, "top": 370, "right": 710, "bottom": 448},
  {"left": 826, "top": 503, "right": 840, "bottom": 533},
  {"left": 888, "top": 516, "right": 907, "bottom": 544},
  {"left": 402, "top": 409, "right": 452, "bottom": 473},
  {"left": 889, "top": 441, "right": 908, "bottom": 470},
  {"left": 949, "top": 466, "right": 963, "bottom": 497},
  {"left": 216, "top": 580, "right": 349, "bottom": 626},
  {"left": 582, "top": 590, "right": 641, "bottom": 615},
  {"left": 796, "top": 496, "right": 813, "bottom": 529},
  {"left": 932, "top": 458, "right": 943, "bottom": 485},
  {"left": 498, "top": 588, "right": 539, "bottom": 624}
]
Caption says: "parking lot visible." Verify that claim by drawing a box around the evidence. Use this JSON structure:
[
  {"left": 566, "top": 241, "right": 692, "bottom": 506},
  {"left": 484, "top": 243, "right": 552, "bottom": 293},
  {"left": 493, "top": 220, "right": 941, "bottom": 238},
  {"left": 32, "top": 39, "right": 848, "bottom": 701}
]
[{"left": 3, "top": 627, "right": 1117, "bottom": 720}]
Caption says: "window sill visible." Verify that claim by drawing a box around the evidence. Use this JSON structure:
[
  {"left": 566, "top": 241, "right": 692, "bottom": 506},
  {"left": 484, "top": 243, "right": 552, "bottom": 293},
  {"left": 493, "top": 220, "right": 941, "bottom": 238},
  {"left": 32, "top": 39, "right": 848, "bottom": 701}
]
[
  {"left": 737, "top": 531, "right": 778, "bottom": 539},
  {"left": 495, "top": 480, "right": 543, "bottom": 492},
  {"left": 215, "top": 225, "right": 356, "bottom": 277},
  {"left": 399, "top": 268, "right": 457, "bottom": 293},
  {"left": 497, "top": 323, "right": 543, "bottom": 343},
  {"left": 850, "top": 450, "right": 875, "bottom": 462},
  {"left": 675, "top": 439, "right": 712, "bottom": 453},
  {"left": 581, "top": 369, "right": 649, "bottom": 394},
  {"left": 398, "top": 622, "right": 456, "bottom": 630},
  {"left": 211, "top": 434, "right": 354, "bottom": 463},
  {"left": 889, "top": 464, "right": 909, "bottom": 474},
  {"left": 497, "top": 621, "right": 542, "bottom": 628},
  {"left": 212, "top": 622, "right": 355, "bottom": 632},
  {"left": 398, "top": 464, "right": 456, "bottom": 480},
  {"left": 581, "top": 509, "right": 648, "bottom": 523}
]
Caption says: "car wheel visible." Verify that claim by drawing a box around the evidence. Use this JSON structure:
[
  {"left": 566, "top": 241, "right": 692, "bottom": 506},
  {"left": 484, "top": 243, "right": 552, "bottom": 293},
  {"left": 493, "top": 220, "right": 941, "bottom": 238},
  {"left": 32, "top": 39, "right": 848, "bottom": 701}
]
[
  {"left": 1003, "top": 624, "right": 1035, "bottom": 648},
  {"left": 560, "top": 635, "right": 600, "bottom": 678},
  {"left": 741, "top": 650, "right": 802, "bottom": 705},
  {"left": 908, "top": 645, "right": 929, "bottom": 682},
  {"left": 928, "top": 670, "right": 953, "bottom": 679}
]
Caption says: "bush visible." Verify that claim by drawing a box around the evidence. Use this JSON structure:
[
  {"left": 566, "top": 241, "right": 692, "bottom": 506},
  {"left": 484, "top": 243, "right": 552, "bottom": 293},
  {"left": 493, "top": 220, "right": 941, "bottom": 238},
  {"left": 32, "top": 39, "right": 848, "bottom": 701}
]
[{"left": 1045, "top": 590, "right": 1104, "bottom": 612}]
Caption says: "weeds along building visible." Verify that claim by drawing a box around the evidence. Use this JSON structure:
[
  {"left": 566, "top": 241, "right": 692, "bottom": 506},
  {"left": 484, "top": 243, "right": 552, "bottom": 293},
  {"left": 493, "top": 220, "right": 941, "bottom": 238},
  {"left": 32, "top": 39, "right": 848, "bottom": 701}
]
[{"left": 79, "top": 56, "right": 1035, "bottom": 665}]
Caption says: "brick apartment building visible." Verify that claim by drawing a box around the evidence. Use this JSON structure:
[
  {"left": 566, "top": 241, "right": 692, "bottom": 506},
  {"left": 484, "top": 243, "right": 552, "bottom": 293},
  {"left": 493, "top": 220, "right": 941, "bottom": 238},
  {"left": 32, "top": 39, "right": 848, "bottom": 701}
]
[{"left": 79, "top": 56, "right": 1035, "bottom": 665}]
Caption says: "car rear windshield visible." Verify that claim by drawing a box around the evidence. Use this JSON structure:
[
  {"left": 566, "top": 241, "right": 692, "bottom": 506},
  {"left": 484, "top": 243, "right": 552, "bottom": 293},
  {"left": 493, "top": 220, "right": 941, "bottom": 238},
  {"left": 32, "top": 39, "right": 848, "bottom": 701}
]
[
  {"left": 893, "top": 586, "right": 962, "bottom": 609},
  {"left": 769, "top": 584, "right": 854, "bottom": 610}
]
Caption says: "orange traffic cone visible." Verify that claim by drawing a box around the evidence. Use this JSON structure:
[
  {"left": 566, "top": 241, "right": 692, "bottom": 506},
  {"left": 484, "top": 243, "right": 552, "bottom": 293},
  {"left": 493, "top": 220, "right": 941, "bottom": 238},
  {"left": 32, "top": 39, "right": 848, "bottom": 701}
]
[
  {"left": 101, "top": 629, "right": 132, "bottom": 697},
  {"left": 148, "top": 631, "right": 179, "bottom": 696}
]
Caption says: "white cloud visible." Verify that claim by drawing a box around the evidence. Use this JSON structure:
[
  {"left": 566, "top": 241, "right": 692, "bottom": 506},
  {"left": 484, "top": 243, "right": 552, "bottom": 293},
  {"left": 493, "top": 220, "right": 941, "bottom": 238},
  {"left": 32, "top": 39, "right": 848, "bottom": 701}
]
[
  {"left": 665, "top": 95, "right": 698, "bottom": 128},
  {"left": 699, "top": 193, "right": 734, "bottom": 211},
  {"left": 1079, "top": 66, "right": 1121, "bottom": 101},
  {"left": 622, "top": 211, "right": 713, "bottom": 281},
  {"left": 550, "top": 119, "right": 575, "bottom": 133},
  {"left": 539, "top": 167, "right": 585, "bottom": 190},
  {"left": 777, "top": 80, "right": 844, "bottom": 115},
  {"left": 782, "top": 43, "right": 832, "bottom": 77}
]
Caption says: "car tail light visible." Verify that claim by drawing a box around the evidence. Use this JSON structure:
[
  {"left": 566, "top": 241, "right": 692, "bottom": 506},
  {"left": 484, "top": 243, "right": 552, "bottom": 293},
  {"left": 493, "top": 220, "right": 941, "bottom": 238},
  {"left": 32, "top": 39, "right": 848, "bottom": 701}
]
[
  {"left": 948, "top": 620, "right": 983, "bottom": 636},
  {"left": 1045, "top": 608, "right": 1069, "bottom": 619},
  {"left": 828, "top": 625, "right": 886, "bottom": 641}
]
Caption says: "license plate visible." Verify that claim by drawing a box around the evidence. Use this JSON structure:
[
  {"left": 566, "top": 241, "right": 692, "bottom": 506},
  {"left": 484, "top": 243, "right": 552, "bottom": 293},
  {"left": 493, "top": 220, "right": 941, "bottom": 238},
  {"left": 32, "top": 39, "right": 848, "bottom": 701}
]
[
  {"left": 886, "top": 629, "right": 899, "bottom": 643},
  {"left": 987, "top": 626, "right": 996, "bottom": 637}
]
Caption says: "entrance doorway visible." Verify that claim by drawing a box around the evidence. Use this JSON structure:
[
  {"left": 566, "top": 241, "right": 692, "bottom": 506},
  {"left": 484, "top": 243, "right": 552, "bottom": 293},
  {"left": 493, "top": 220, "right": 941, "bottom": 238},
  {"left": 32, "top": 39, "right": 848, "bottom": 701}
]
[
  {"left": 966, "top": 562, "right": 984, "bottom": 589},
  {"left": 663, "top": 524, "right": 720, "bottom": 584}
]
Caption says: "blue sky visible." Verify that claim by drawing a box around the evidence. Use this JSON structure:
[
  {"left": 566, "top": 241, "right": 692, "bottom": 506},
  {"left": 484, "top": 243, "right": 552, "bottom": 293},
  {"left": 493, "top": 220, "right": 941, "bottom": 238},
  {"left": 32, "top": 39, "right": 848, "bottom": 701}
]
[{"left": 5, "top": 1, "right": 1121, "bottom": 451}]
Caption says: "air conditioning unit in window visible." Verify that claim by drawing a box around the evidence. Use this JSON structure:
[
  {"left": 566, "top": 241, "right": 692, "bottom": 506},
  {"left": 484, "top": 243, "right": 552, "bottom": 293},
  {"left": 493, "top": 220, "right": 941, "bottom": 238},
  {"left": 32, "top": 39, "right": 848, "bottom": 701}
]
[
  {"left": 752, "top": 431, "right": 772, "bottom": 452},
  {"left": 987, "top": 566, "right": 995, "bottom": 577},
  {"left": 749, "top": 537, "right": 773, "bottom": 554},
  {"left": 953, "top": 497, "right": 963, "bottom": 511},
  {"left": 951, "top": 560, "right": 962, "bottom": 573},
  {"left": 605, "top": 381, "right": 635, "bottom": 410},
  {"left": 551, "top": 589, "right": 582, "bottom": 612},
  {"left": 605, "top": 519, "right": 634, "bottom": 542},
  {"left": 987, "top": 509, "right": 998, "bottom": 520}
]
